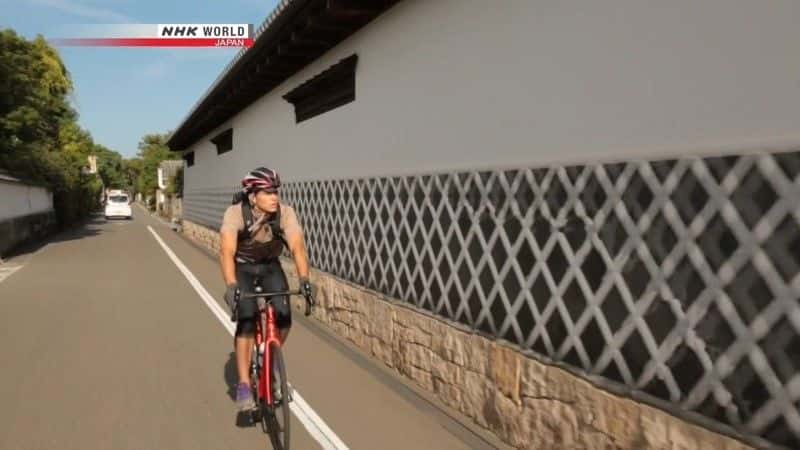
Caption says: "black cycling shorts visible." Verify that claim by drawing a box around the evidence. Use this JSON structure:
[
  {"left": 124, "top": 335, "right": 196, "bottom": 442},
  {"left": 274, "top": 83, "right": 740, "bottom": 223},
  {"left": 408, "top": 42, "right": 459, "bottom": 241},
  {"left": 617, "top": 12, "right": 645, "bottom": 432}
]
[{"left": 234, "top": 260, "right": 291, "bottom": 337}]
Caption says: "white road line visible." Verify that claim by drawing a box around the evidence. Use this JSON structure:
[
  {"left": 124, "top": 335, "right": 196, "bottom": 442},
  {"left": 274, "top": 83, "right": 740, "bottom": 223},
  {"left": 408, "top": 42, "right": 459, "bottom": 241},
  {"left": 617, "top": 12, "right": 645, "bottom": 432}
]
[
  {"left": 136, "top": 203, "right": 172, "bottom": 228},
  {"left": 0, "top": 266, "right": 22, "bottom": 284},
  {"left": 146, "top": 226, "right": 349, "bottom": 450}
]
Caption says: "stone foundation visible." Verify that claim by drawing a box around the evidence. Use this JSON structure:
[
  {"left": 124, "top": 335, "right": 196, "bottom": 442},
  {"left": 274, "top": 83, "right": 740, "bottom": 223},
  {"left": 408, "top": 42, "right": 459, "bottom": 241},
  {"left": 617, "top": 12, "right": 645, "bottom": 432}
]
[
  {"left": 182, "top": 219, "right": 761, "bottom": 450},
  {"left": 182, "top": 219, "right": 221, "bottom": 255}
]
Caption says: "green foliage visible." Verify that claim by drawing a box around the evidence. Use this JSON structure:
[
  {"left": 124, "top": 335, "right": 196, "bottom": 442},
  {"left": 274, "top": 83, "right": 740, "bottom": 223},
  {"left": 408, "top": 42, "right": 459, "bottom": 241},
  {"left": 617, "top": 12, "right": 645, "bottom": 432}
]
[
  {"left": 132, "top": 132, "right": 179, "bottom": 202},
  {"left": 1, "top": 27, "right": 182, "bottom": 224},
  {"left": 165, "top": 166, "right": 183, "bottom": 198},
  {"left": 122, "top": 157, "right": 143, "bottom": 192},
  {"left": 0, "top": 30, "right": 74, "bottom": 152},
  {"left": 0, "top": 28, "right": 125, "bottom": 227}
]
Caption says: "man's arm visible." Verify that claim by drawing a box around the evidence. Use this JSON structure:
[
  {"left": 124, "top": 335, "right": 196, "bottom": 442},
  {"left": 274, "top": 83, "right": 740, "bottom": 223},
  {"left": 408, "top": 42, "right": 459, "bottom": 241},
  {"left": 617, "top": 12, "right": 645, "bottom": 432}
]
[
  {"left": 287, "top": 230, "right": 310, "bottom": 281},
  {"left": 219, "top": 230, "right": 238, "bottom": 286}
]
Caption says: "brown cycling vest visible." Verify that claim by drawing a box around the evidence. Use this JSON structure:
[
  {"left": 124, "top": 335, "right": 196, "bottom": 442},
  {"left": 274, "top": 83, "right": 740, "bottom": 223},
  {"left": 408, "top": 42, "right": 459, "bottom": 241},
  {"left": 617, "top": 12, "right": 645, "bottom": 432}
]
[{"left": 235, "top": 201, "right": 288, "bottom": 264}]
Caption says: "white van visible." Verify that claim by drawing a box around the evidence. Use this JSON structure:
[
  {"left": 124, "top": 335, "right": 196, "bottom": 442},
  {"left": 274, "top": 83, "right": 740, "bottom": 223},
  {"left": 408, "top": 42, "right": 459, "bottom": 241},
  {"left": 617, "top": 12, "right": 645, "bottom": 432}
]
[{"left": 105, "top": 192, "right": 132, "bottom": 220}]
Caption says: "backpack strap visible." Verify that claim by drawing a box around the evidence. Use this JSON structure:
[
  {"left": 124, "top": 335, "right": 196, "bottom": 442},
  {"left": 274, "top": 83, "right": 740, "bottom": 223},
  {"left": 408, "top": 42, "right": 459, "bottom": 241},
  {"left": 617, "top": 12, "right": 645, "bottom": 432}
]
[
  {"left": 268, "top": 205, "right": 289, "bottom": 251},
  {"left": 238, "top": 199, "right": 254, "bottom": 242},
  {"left": 237, "top": 199, "right": 288, "bottom": 251}
]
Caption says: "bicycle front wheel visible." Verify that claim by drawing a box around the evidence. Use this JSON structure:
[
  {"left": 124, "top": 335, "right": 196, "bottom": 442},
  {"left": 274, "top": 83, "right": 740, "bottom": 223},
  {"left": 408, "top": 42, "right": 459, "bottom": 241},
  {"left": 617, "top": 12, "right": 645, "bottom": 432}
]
[{"left": 265, "top": 344, "right": 290, "bottom": 450}]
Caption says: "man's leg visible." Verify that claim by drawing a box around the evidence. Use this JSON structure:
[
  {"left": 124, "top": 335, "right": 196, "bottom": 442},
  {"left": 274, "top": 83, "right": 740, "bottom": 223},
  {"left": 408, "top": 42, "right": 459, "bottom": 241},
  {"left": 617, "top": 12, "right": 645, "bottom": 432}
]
[
  {"left": 235, "top": 334, "right": 255, "bottom": 385},
  {"left": 234, "top": 319, "right": 257, "bottom": 411},
  {"left": 264, "top": 260, "right": 292, "bottom": 345},
  {"left": 232, "top": 267, "right": 258, "bottom": 411}
]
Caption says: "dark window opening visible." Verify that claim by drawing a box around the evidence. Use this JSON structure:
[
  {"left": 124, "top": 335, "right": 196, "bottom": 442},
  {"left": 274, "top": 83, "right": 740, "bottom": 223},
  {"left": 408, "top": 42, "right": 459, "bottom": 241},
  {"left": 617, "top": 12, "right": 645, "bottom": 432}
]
[
  {"left": 283, "top": 54, "right": 357, "bottom": 123},
  {"left": 211, "top": 128, "right": 233, "bottom": 155},
  {"left": 184, "top": 151, "right": 194, "bottom": 167}
]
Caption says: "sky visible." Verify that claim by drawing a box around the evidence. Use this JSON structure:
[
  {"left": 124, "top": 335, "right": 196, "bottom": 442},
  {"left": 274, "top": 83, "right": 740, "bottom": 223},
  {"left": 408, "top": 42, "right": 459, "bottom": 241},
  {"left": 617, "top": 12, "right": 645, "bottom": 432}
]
[{"left": 1, "top": 0, "right": 280, "bottom": 158}]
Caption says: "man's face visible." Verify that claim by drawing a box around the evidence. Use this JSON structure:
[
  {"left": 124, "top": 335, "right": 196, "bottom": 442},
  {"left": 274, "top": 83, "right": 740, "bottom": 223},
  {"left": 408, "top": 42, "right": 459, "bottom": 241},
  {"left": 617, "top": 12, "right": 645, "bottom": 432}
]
[{"left": 253, "top": 189, "right": 279, "bottom": 213}]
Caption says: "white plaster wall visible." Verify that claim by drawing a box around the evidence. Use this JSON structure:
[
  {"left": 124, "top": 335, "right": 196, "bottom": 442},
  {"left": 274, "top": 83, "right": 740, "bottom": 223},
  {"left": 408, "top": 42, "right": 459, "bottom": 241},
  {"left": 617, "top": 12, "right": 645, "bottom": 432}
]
[
  {"left": 184, "top": 0, "right": 800, "bottom": 190},
  {"left": 0, "top": 182, "right": 53, "bottom": 221}
]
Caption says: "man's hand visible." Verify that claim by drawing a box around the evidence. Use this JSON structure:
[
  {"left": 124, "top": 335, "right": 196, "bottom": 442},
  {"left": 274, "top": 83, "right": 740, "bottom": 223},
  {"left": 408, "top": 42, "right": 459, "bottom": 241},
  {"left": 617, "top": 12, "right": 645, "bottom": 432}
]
[
  {"left": 224, "top": 283, "right": 239, "bottom": 321},
  {"left": 299, "top": 278, "right": 313, "bottom": 297},
  {"left": 299, "top": 277, "right": 316, "bottom": 314}
]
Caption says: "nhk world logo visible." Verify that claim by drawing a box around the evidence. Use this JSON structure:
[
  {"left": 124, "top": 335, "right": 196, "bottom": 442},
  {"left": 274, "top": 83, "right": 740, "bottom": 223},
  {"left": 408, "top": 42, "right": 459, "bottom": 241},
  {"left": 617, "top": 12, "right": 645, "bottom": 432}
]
[{"left": 51, "top": 24, "right": 255, "bottom": 48}]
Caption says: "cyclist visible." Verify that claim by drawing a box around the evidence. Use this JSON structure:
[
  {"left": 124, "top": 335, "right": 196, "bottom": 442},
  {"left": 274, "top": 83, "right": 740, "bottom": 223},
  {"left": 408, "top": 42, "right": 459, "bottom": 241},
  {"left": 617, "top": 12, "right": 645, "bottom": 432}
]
[{"left": 219, "top": 167, "right": 314, "bottom": 411}]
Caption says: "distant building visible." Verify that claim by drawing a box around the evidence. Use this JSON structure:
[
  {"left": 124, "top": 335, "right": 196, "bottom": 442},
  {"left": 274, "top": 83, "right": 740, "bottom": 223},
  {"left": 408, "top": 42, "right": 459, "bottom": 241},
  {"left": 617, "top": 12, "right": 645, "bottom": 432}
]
[
  {"left": 156, "top": 160, "right": 184, "bottom": 218},
  {"left": 87, "top": 155, "right": 98, "bottom": 175},
  {"left": 157, "top": 160, "right": 184, "bottom": 192}
]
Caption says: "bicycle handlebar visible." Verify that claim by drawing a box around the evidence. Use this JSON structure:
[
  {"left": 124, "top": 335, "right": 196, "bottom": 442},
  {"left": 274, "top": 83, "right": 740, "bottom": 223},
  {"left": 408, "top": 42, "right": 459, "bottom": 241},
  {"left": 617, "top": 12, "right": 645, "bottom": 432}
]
[
  {"left": 237, "top": 289, "right": 314, "bottom": 316},
  {"left": 237, "top": 289, "right": 302, "bottom": 299}
]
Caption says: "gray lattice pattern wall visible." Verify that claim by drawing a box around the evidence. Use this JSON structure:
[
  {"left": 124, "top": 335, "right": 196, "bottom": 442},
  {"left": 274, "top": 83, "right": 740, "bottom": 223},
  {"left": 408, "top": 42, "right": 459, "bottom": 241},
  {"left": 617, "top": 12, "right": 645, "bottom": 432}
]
[{"left": 184, "top": 151, "right": 800, "bottom": 448}]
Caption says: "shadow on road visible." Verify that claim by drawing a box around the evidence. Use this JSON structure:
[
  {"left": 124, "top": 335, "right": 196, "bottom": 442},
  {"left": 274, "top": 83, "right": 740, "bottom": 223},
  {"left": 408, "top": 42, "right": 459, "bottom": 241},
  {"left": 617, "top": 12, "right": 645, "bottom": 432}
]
[
  {"left": 224, "top": 351, "right": 238, "bottom": 401},
  {"left": 225, "top": 351, "right": 259, "bottom": 428},
  {"left": 2, "top": 214, "right": 114, "bottom": 260}
]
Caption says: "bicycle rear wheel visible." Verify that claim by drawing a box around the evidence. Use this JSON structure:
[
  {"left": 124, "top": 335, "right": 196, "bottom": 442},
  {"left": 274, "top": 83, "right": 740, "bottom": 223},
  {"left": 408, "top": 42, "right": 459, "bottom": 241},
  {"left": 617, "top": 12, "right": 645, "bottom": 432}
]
[{"left": 264, "top": 344, "right": 290, "bottom": 450}]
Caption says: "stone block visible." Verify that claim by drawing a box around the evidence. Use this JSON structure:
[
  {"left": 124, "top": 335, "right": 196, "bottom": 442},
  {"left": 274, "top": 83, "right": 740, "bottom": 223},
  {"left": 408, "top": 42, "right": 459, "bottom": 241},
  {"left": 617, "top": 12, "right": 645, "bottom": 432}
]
[
  {"left": 434, "top": 327, "right": 468, "bottom": 366},
  {"left": 520, "top": 356, "right": 548, "bottom": 399},
  {"left": 372, "top": 301, "right": 395, "bottom": 343},
  {"left": 461, "top": 370, "right": 490, "bottom": 427},
  {"left": 489, "top": 342, "right": 521, "bottom": 404},
  {"left": 431, "top": 356, "right": 462, "bottom": 385},
  {"left": 397, "top": 364, "right": 434, "bottom": 391},
  {"left": 394, "top": 323, "right": 432, "bottom": 348},
  {"left": 351, "top": 309, "right": 369, "bottom": 336},
  {"left": 464, "top": 333, "right": 489, "bottom": 375},
  {"left": 371, "top": 337, "right": 394, "bottom": 368},
  {"left": 592, "top": 392, "right": 646, "bottom": 448},
  {"left": 397, "top": 341, "right": 433, "bottom": 371},
  {"left": 394, "top": 306, "right": 434, "bottom": 336},
  {"left": 331, "top": 320, "right": 349, "bottom": 338},
  {"left": 328, "top": 287, "right": 342, "bottom": 309},
  {"left": 640, "top": 411, "right": 671, "bottom": 449},
  {"left": 433, "top": 378, "right": 463, "bottom": 410},
  {"left": 350, "top": 325, "right": 370, "bottom": 351},
  {"left": 485, "top": 390, "right": 527, "bottom": 448}
]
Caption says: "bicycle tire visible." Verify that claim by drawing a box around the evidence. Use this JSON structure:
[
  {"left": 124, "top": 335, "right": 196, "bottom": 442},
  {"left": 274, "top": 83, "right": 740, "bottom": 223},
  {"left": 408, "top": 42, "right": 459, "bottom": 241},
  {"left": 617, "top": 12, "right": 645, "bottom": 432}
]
[{"left": 265, "top": 344, "right": 290, "bottom": 450}]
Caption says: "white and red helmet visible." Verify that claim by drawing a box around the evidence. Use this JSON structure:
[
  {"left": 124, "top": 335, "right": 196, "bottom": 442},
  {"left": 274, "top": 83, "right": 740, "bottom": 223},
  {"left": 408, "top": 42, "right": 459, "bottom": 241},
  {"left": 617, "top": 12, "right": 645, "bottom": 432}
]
[{"left": 241, "top": 167, "right": 281, "bottom": 193}]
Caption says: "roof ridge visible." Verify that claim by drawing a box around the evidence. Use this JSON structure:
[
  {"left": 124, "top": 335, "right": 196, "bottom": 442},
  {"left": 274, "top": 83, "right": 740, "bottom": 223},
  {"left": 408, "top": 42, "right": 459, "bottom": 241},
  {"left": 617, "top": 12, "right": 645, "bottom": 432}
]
[{"left": 167, "top": 0, "right": 296, "bottom": 143}]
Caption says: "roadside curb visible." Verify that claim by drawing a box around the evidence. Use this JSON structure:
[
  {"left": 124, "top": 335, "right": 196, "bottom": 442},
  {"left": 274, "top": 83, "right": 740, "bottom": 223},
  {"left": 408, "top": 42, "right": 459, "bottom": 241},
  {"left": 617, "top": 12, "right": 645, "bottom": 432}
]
[{"left": 136, "top": 203, "right": 181, "bottom": 231}]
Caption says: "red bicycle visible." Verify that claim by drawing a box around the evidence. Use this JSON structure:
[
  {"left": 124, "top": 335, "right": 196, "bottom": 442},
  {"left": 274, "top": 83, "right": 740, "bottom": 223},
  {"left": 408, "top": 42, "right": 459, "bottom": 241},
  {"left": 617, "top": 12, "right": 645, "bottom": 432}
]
[{"left": 237, "top": 286, "right": 313, "bottom": 450}]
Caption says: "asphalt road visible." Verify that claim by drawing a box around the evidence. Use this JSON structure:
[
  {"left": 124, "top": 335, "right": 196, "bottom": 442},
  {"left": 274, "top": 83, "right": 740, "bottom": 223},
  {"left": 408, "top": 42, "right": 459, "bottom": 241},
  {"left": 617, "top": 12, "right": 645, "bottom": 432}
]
[{"left": 0, "top": 207, "right": 506, "bottom": 450}]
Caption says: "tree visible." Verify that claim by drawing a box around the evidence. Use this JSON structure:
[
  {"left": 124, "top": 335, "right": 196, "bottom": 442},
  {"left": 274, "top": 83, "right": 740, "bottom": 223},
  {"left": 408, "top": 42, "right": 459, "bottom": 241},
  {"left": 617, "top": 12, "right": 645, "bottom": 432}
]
[
  {"left": 0, "top": 30, "right": 74, "bottom": 158},
  {"left": 0, "top": 28, "right": 125, "bottom": 226},
  {"left": 165, "top": 166, "right": 183, "bottom": 198},
  {"left": 93, "top": 144, "right": 127, "bottom": 189},
  {"left": 122, "top": 158, "right": 143, "bottom": 192},
  {"left": 133, "top": 132, "right": 179, "bottom": 204}
]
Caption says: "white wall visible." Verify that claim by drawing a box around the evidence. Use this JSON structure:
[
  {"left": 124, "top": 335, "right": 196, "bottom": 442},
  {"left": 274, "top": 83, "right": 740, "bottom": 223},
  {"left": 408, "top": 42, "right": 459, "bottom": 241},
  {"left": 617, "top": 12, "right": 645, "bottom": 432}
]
[
  {"left": 184, "top": 0, "right": 800, "bottom": 190},
  {"left": 0, "top": 181, "right": 53, "bottom": 221}
]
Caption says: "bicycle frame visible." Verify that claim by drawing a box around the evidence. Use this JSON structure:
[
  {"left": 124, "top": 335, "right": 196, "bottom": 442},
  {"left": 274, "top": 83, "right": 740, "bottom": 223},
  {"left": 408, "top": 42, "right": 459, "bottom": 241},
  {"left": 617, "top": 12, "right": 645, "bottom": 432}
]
[
  {"left": 254, "top": 302, "right": 281, "bottom": 406},
  {"left": 237, "top": 288, "right": 309, "bottom": 408}
]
